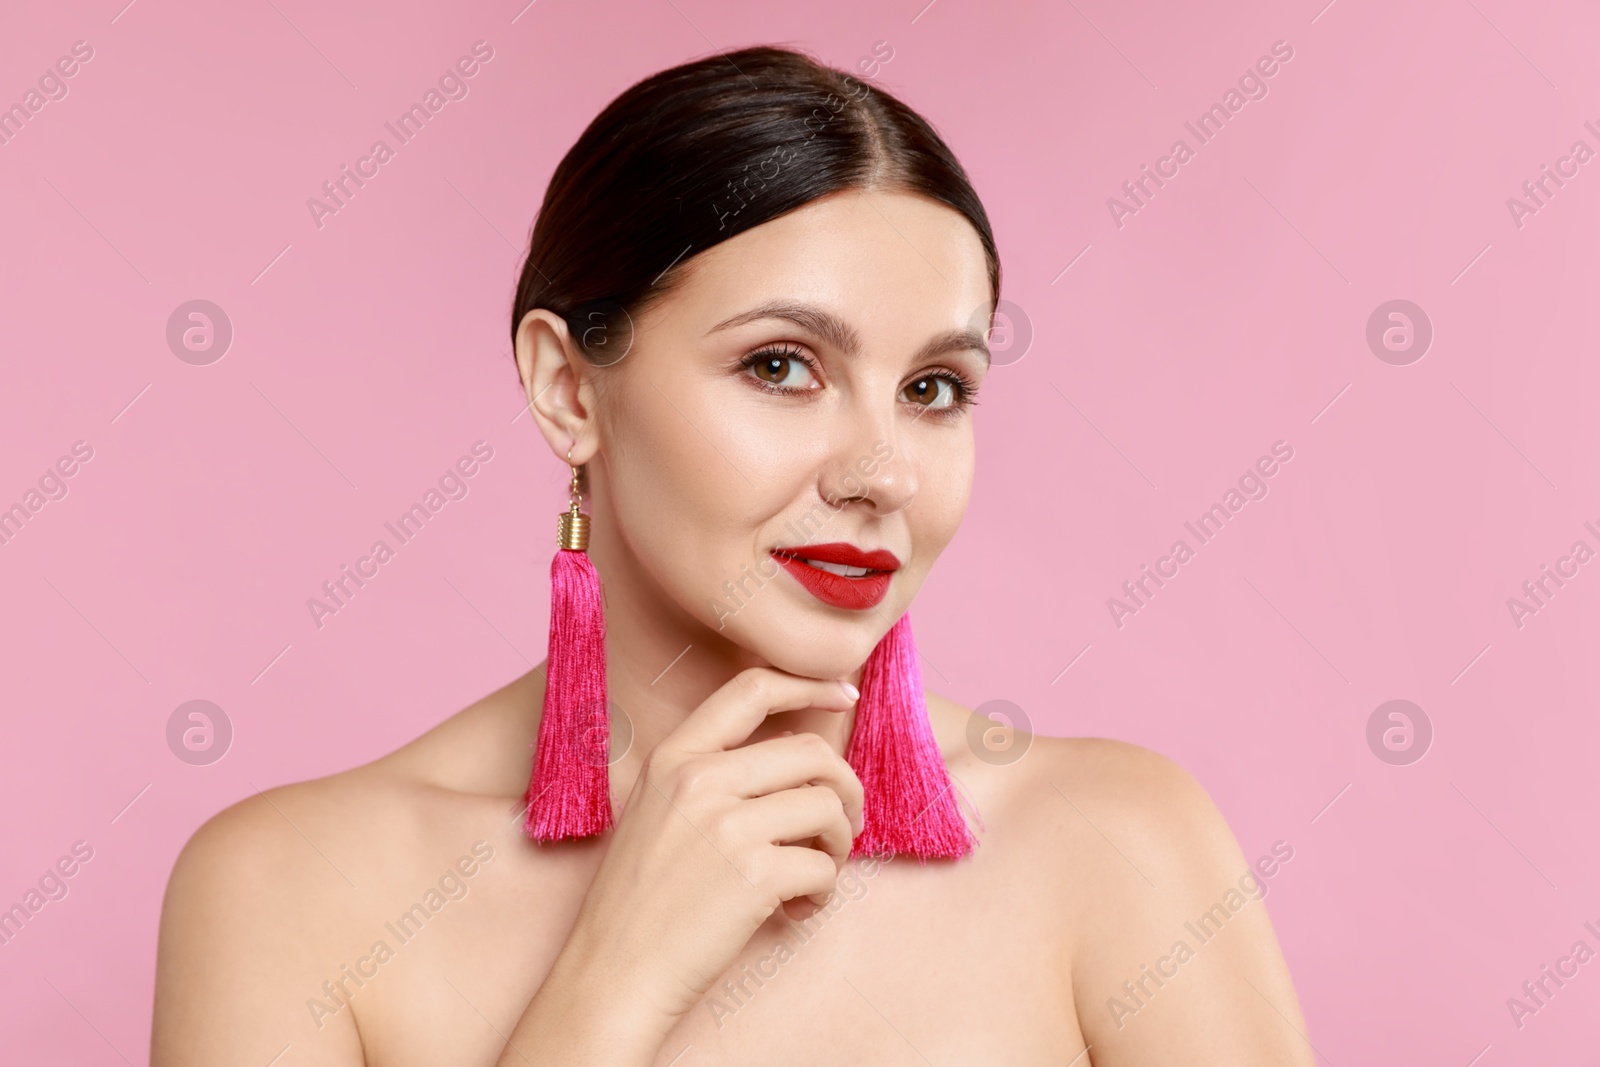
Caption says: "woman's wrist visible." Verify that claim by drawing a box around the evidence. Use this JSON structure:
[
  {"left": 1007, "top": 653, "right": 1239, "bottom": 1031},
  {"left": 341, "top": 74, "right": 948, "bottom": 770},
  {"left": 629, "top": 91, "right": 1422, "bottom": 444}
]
[{"left": 507, "top": 913, "right": 686, "bottom": 1066}]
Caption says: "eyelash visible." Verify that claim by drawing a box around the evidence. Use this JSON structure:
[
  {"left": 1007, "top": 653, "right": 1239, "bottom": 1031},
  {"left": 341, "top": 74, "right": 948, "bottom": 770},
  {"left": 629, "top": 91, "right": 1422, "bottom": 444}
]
[{"left": 737, "top": 342, "right": 981, "bottom": 416}]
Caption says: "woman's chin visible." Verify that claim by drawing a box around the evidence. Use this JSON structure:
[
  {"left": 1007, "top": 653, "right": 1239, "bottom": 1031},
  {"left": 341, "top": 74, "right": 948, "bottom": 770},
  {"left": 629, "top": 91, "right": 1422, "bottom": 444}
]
[{"left": 728, "top": 603, "right": 900, "bottom": 680}]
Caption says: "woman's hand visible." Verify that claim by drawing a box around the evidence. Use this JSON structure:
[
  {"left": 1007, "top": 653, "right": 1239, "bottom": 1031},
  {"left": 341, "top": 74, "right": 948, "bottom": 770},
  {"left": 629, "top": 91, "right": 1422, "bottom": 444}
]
[{"left": 503, "top": 667, "right": 865, "bottom": 1065}]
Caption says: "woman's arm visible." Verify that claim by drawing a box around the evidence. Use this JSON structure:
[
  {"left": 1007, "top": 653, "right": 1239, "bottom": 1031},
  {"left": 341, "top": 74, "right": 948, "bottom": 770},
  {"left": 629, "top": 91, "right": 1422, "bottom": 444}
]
[{"left": 1061, "top": 740, "right": 1315, "bottom": 1065}]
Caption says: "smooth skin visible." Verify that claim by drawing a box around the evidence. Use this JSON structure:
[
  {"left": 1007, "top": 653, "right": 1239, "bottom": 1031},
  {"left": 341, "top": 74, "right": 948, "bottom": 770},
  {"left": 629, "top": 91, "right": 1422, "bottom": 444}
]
[{"left": 151, "top": 189, "right": 1315, "bottom": 1065}]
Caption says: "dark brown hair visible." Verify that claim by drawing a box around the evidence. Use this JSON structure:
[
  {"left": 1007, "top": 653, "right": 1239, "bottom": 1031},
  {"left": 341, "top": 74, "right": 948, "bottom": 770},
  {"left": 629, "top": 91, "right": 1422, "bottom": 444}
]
[{"left": 510, "top": 44, "right": 1001, "bottom": 364}]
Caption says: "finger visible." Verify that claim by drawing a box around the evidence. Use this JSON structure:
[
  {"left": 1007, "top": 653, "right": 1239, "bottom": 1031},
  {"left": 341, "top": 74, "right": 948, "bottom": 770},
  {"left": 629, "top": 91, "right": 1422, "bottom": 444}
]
[
  {"left": 782, "top": 897, "right": 821, "bottom": 922},
  {"left": 764, "top": 842, "right": 843, "bottom": 911},
  {"left": 670, "top": 668, "right": 858, "bottom": 755},
  {"left": 729, "top": 787, "right": 854, "bottom": 872},
  {"left": 712, "top": 733, "right": 864, "bottom": 836}
]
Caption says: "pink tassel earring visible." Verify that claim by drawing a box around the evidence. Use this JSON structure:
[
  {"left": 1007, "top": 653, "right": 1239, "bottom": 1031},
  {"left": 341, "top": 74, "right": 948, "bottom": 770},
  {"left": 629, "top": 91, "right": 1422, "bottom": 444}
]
[
  {"left": 845, "top": 612, "right": 976, "bottom": 862},
  {"left": 523, "top": 450, "right": 614, "bottom": 842},
  {"left": 519, "top": 467, "right": 971, "bottom": 863}
]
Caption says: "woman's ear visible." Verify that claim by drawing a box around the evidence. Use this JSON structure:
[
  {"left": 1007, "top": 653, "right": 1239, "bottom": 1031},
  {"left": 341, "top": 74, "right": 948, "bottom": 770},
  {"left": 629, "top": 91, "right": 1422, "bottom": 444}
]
[{"left": 515, "top": 309, "right": 600, "bottom": 463}]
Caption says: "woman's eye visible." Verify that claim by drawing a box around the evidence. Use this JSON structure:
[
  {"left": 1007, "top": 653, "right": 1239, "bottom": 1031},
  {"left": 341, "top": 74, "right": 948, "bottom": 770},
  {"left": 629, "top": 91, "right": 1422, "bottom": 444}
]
[
  {"left": 902, "top": 375, "right": 957, "bottom": 409},
  {"left": 748, "top": 352, "right": 817, "bottom": 390}
]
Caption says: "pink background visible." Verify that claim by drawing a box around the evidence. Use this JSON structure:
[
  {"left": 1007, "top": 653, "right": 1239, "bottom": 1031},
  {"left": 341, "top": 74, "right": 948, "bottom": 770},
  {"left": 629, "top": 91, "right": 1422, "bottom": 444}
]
[{"left": 3, "top": 0, "right": 1597, "bottom": 1061}]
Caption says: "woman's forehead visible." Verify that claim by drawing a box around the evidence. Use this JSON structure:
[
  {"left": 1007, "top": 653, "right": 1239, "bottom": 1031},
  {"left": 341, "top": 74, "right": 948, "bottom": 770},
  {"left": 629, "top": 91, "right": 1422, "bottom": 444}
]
[{"left": 644, "top": 191, "right": 992, "bottom": 338}]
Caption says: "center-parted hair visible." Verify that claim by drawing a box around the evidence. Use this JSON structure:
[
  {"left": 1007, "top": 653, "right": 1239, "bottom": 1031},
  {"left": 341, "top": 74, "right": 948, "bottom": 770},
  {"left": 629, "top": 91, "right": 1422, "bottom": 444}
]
[{"left": 511, "top": 44, "right": 1001, "bottom": 366}]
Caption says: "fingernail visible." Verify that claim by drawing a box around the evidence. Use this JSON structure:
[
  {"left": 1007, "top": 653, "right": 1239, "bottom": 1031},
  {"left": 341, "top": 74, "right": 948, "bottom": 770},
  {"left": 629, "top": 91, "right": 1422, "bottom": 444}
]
[{"left": 840, "top": 681, "right": 860, "bottom": 702}]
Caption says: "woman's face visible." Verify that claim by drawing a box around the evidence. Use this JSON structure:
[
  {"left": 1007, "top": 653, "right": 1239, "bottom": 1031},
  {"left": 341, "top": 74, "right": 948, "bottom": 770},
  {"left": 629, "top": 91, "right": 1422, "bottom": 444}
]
[{"left": 559, "top": 188, "right": 992, "bottom": 679}]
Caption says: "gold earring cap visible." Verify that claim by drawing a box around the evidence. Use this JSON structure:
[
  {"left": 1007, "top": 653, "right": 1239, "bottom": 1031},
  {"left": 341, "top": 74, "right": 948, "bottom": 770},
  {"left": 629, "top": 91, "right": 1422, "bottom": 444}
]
[{"left": 557, "top": 508, "right": 589, "bottom": 551}]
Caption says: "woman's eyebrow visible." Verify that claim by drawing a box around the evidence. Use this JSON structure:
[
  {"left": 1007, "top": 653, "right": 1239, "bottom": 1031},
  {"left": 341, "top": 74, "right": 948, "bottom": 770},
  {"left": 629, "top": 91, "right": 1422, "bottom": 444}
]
[{"left": 708, "top": 299, "right": 991, "bottom": 366}]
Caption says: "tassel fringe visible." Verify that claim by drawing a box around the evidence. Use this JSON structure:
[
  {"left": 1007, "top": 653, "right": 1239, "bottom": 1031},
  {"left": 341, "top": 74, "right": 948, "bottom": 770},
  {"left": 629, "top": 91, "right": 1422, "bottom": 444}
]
[
  {"left": 524, "top": 548, "right": 614, "bottom": 841},
  {"left": 845, "top": 613, "right": 976, "bottom": 862}
]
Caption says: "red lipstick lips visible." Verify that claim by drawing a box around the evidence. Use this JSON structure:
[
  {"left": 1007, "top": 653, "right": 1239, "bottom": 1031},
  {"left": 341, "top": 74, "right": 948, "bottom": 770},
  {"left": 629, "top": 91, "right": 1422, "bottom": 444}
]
[{"left": 770, "top": 542, "right": 901, "bottom": 611}]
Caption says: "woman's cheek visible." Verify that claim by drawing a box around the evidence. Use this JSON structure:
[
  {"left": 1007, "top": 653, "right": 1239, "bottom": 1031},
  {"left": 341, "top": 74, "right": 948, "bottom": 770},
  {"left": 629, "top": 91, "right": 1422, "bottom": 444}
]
[
  {"left": 717, "top": 398, "right": 820, "bottom": 475},
  {"left": 917, "top": 433, "right": 975, "bottom": 550}
]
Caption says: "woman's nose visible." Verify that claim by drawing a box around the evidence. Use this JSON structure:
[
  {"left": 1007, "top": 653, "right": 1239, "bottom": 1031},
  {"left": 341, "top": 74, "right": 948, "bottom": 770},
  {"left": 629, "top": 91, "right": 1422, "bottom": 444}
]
[{"left": 818, "top": 424, "right": 917, "bottom": 515}]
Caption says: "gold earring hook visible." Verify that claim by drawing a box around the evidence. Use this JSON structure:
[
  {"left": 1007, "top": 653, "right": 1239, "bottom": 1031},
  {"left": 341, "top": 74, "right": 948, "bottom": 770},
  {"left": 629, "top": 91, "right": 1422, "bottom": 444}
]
[{"left": 557, "top": 446, "right": 589, "bottom": 551}]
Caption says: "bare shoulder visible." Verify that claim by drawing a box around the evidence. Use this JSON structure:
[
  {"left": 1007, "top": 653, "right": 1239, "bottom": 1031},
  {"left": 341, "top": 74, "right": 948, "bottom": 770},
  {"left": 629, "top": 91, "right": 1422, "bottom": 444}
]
[
  {"left": 159, "top": 666, "right": 540, "bottom": 923},
  {"left": 152, "top": 669, "right": 542, "bottom": 1066},
  {"left": 1028, "top": 734, "right": 1230, "bottom": 866},
  {"left": 165, "top": 665, "right": 541, "bottom": 882},
  {"left": 927, "top": 698, "right": 1313, "bottom": 1065},
  {"left": 152, "top": 762, "right": 382, "bottom": 1064},
  {"left": 928, "top": 695, "right": 1221, "bottom": 863}
]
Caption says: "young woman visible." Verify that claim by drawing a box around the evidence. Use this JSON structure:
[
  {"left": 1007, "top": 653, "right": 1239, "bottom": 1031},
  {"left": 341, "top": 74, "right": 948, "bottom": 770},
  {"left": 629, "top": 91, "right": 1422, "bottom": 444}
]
[{"left": 152, "top": 45, "right": 1313, "bottom": 1066}]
